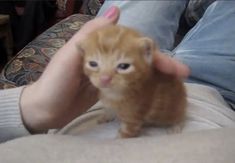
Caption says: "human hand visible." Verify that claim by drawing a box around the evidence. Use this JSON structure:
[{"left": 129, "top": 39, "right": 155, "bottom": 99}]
[
  {"left": 154, "top": 51, "right": 190, "bottom": 78},
  {"left": 20, "top": 6, "right": 120, "bottom": 133}
]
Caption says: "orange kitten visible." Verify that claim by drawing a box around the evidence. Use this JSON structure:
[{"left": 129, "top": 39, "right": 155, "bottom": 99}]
[{"left": 79, "top": 25, "right": 187, "bottom": 138}]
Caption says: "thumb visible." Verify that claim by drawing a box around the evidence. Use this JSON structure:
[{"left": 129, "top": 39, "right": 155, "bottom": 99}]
[{"left": 103, "top": 6, "right": 120, "bottom": 24}]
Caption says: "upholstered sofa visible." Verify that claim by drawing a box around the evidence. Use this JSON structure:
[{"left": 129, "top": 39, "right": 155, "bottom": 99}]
[{"left": 0, "top": 14, "right": 93, "bottom": 89}]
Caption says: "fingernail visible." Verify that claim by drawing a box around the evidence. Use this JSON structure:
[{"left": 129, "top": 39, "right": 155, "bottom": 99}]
[{"left": 103, "top": 6, "right": 117, "bottom": 19}]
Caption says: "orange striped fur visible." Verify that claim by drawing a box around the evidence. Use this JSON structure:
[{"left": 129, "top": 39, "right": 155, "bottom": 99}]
[{"left": 79, "top": 25, "right": 187, "bottom": 138}]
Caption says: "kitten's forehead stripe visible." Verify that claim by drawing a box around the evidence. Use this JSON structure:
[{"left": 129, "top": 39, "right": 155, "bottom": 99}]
[
  {"left": 115, "top": 51, "right": 125, "bottom": 61},
  {"left": 95, "top": 25, "right": 141, "bottom": 56},
  {"left": 97, "top": 50, "right": 101, "bottom": 61},
  {"left": 116, "top": 26, "right": 124, "bottom": 46}
]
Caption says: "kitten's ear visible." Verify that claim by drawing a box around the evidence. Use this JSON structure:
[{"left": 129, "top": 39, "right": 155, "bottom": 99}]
[{"left": 137, "top": 37, "right": 155, "bottom": 64}]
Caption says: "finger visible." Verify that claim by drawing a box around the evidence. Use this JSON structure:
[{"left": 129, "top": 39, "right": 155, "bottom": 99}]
[{"left": 153, "top": 51, "right": 190, "bottom": 79}]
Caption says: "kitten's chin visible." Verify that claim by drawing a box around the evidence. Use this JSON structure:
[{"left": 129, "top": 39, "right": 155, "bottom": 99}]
[
  {"left": 98, "top": 83, "right": 119, "bottom": 91},
  {"left": 90, "top": 81, "right": 111, "bottom": 89},
  {"left": 98, "top": 84, "right": 112, "bottom": 89},
  {"left": 98, "top": 82, "right": 113, "bottom": 89}
]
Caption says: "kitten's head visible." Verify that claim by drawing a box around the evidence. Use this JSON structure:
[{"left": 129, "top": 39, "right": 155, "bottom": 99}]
[{"left": 79, "top": 25, "right": 156, "bottom": 91}]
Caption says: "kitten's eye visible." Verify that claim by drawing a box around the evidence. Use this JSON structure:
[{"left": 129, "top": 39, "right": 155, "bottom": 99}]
[
  {"left": 117, "top": 63, "right": 130, "bottom": 70},
  {"left": 89, "top": 61, "right": 98, "bottom": 67}
]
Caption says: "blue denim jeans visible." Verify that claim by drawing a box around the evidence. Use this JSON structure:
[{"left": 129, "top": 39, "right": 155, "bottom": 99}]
[{"left": 98, "top": 1, "right": 235, "bottom": 108}]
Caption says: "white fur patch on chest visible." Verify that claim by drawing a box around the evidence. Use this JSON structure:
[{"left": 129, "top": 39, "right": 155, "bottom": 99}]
[{"left": 101, "top": 88, "right": 123, "bottom": 101}]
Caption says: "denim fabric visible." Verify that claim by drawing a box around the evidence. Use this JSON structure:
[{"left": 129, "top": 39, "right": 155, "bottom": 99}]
[
  {"left": 174, "top": 1, "right": 235, "bottom": 108},
  {"left": 98, "top": 1, "right": 235, "bottom": 108}
]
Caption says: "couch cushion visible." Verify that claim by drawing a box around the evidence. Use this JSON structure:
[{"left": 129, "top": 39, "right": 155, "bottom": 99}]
[{"left": 0, "top": 14, "right": 94, "bottom": 88}]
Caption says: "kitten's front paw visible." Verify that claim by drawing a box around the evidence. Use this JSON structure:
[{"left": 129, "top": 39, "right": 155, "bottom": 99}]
[
  {"left": 117, "top": 128, "right": 140, "bottom": 138},
  {"left": 117, "top": 130, "right": 137, "bottom": 138},
  {"left": 166, "top": 123, "right": 184, "bottom": 134},
  {"left": 117, "top": 122, "right": 142, "bottom": 138}
]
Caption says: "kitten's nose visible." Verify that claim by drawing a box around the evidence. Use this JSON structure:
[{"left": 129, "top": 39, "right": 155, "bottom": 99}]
[{"left": 100, "top": 75, "right": 112, "bottom": 86}]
